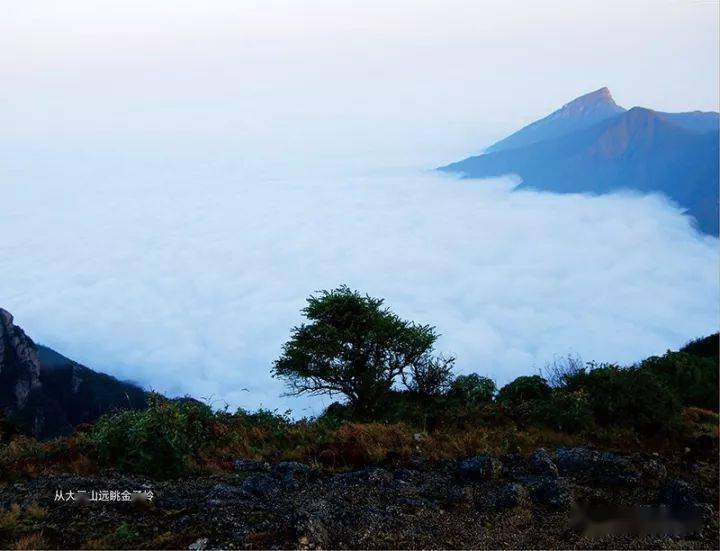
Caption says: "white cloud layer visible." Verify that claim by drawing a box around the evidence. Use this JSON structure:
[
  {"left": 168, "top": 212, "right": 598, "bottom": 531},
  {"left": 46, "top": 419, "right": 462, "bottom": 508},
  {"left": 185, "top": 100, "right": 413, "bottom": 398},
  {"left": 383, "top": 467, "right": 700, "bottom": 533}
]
[{"left": 1, "top": 164, "right": 717, "bottom": 415}]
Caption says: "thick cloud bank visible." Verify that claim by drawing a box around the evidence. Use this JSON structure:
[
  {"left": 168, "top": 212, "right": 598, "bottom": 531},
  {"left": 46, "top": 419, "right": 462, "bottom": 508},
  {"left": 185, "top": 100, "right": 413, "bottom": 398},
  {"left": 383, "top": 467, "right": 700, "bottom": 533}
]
[{"left": 1, "top": 167, "right": 717, "bottom": 414}]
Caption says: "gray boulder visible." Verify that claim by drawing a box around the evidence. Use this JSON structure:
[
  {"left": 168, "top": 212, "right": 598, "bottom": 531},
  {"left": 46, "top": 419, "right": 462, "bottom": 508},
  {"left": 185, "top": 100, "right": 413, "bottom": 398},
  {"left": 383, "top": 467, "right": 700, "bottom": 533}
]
[
  {"left": 272, "top": 461, "right": 311, "bottom": 481},
  {"left": 531, "top": 478, "right": 574, "bottom": 509},
  {"left": 556, "top": 447, "right": 639, "bottom": 486},
  {"left": 641, "top": 459, "right": 668, "bottom": 482},
  {"left": 495, "top": 483, "right": 528, "bottom": 510},
  {"left": 458, "top": 455, "right": 503, "bottom": 482},
  {"left": 660, "top": 479, "right": 698, "bottom": 510},
  {"left": 529, "top": 448, "right": 559, "bottom": 477},
  {"left": 234, "top": 458, "right": 268, "bottom": 473},
  {"left": 207, "top": 483, "right": 245, "bottom": 501},
  {"left": 241, "top": 473, "right": 280, "bottom": 498}
]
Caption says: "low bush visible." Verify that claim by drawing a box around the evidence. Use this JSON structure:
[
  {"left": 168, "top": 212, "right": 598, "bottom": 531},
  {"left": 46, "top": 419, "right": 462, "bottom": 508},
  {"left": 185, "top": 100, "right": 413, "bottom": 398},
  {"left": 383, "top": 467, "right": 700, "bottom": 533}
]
[
  {"left": 531, "top": 389, "right": 594, "bottom": 433},
  {"left": 563, "top": 363, "right": 681, "bottom": 435},
  {"left": 90, "top": 394, "right": 215, "bottom": 477},
  {"left": 679, "top": 333, "right": 718, "bottom": 359},
  {"left": 639, "top": 351, "right": 718, "bottom": 410},
  {"left": 497, "top": 375, "right": 552, "bottom": 403},
  {"left": 447, "top": 374, "right": 496, "bottom": 405}
]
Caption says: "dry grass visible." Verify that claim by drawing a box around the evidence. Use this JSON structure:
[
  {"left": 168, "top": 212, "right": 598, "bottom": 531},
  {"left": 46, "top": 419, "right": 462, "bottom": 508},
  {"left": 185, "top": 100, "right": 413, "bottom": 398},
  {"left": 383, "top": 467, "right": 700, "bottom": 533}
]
[
  {"left": 10, "top": 531, "right": 46, "bottom": 550},
  {"left": 684, "top": 407, "right": 719, "bottom": 426},
  {"left": 0, "top": 434, "right": 94, "bottom": 481},
  {"left": 0, "top": 504, "right": 51, "bottom": 549},
  {"left": 23, "top": 504, "right": 46, "bottom": 524},
  {"left": 1, "top": 404, "right": 715, "bottom": 482},
  {"left": 312, "top": 423, "right": 414, "bottom": 468},
  {"left": 0, "top": 504, "right": 21, "bottom": 538}
]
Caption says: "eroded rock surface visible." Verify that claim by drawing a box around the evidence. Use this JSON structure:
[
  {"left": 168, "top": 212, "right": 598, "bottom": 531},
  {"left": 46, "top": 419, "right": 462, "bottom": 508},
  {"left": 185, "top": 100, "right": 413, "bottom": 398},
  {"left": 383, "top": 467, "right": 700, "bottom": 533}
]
[{"left": 0, "top": 448, "right": 716, "bottom": 550}]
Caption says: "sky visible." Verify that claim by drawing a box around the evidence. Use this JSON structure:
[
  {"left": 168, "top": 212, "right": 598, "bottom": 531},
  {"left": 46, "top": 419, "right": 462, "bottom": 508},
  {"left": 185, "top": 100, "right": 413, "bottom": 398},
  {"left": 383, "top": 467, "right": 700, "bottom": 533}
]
[
  {"left": 1, "top": 0, "right": 718, "bottom": 414},
  {"left": 2, "top": 0, "right": 718, "bottom": 167}
]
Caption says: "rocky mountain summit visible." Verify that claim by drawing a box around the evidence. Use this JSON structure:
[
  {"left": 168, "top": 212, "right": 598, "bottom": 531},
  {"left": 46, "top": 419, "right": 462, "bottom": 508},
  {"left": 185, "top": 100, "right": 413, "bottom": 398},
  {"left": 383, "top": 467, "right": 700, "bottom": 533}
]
[
  {"left": 485, "top": 87, "right": 627, "bottom": 154},
  {"left": 0, "top": 308, "right": 147, "bottom": 439},
  {"left": 440, "top": 88, "right": 720, "bottom": 235},
  {"left": 1, "top": 446, "right": 716, "bottom": 549}
]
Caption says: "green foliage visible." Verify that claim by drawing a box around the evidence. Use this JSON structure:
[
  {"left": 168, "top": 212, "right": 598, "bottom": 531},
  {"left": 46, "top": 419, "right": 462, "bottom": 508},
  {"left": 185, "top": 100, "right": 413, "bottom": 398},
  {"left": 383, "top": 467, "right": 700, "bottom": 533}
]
[
  {"left": 318, "top": 401, "right": 353, "bottom": 425},
  {"left": 272, "top": 286, "right": 446, "bottom": 418},
  {"left": 531, "top": 389, "right": 594, "bottom": 433},
  {"left": 111, "top": 522, "right": 140, "bottom": 548},
  {"left": 21, "top": 281, "right": 714, "bottom": 479},
  {"left": 563, "top": 363, "right": 681, "bottom": 434},
  {"left": 496, "top": 375, "right": 551, "bottom": 403},
  {"left": 234, "top": 408, "right": 293, "bottom": 436},
  {"left": 447, "top": 374, "right": 496, "bottom": 405},
  {"left": 90, "top": 394, "right": 214, "bottom": 477},
  {"left": 639, "top": 351, "right": 718, "bottom": 410},
  {"left": 679, "top": 333, "right": 718, "bottom": 359},
  {"left": 407, "top": 355, "right": 455, "bottom": 398}
]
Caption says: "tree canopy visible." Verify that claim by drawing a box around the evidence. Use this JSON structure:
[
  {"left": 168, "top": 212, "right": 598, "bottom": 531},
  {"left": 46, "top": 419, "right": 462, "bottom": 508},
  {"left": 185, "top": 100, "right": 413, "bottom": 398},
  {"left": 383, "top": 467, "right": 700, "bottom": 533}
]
[{"left": 272, "top": 286, "right": 446, "bottom": 417}]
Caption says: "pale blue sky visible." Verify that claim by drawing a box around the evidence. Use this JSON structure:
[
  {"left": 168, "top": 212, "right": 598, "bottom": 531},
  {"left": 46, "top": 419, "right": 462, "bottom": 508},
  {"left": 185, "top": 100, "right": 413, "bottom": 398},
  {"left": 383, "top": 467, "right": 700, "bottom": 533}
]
[{"left": 2, "top": 0, "right": 718, "bottom": 171}]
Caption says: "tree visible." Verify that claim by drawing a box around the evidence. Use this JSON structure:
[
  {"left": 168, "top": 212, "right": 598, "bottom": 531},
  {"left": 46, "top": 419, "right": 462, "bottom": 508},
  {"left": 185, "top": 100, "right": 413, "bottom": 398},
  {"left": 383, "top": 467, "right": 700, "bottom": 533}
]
[
  {"left": 447, "top": 373, "right": 496, "bottom": 404},
  {"left": 496, "top": 375, "right": 551, "bottom": 403},
  {"left": 272, "top": 286, "right": 444, "bottom": 418},
  {"left": 407, "top": 355, "right": 455, "bottom": 398}
]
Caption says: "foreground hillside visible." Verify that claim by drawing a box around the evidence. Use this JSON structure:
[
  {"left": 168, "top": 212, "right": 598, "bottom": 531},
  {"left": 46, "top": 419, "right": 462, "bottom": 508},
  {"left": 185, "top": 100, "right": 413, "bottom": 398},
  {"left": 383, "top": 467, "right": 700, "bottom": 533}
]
[
  {"left": 1, "top": 290, "right": 717, "bottom": 549},
  {"left": 1, "top": 445, "right": 718, "bottom": 550},
  {"left": 1, "top": 379, "right": 717, "bottom": 549}
]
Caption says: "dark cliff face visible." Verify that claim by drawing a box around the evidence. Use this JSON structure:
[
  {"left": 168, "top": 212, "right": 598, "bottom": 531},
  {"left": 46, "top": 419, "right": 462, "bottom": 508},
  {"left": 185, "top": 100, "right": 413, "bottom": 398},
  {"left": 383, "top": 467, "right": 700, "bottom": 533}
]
[
  {"left": 0, "top": 308, "right": 48, "bottom": 436},
  {"left": 0, "top": 308, "right": 147, "bottom": 439}
]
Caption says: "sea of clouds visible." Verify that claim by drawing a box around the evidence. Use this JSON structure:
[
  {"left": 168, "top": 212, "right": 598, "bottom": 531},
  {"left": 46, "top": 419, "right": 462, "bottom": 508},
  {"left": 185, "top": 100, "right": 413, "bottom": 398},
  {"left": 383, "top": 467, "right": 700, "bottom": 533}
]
[{"left": 1, "top": 157, "right": 717, "bottom": 415}]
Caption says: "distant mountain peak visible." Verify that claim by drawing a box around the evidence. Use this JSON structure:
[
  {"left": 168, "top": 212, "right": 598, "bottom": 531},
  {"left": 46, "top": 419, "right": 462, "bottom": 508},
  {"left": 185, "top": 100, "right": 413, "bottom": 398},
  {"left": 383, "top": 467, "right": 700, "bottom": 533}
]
[
  {"left": 576, "top": 86, "right": 613, "bottom": 102},
  {"left": 485, "top": 87, "right": 626, "bottom": 154},
  {"left": 439, "top": 92, "right": 720, "bottom": 236},
  {"left": 558, "top": 87, "right": 619, "bottom": 112}
]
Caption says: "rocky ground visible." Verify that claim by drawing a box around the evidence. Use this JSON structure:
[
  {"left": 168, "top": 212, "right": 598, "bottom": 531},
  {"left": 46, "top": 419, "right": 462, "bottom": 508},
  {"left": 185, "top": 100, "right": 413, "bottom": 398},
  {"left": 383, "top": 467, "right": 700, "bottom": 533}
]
[{"left": 0, "top": 447, "right": 717, "bottom": 550}]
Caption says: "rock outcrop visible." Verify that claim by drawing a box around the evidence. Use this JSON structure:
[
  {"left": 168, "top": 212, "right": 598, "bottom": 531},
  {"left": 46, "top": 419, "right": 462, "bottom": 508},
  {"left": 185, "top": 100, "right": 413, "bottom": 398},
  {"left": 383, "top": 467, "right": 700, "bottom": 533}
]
[
  {"left": 0, "top": 448, "right": 716, "bottom": 549},
  {"left": 1, "top": 307, "right": 148, "bottom": 439},
  {"left": 0, "top": 308, "right": 46, "bottom": 436}
]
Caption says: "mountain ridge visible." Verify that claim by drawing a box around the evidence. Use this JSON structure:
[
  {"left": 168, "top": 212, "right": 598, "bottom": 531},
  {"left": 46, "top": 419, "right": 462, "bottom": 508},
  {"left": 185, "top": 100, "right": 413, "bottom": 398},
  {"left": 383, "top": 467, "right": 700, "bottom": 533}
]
[
  {"left": 485, "top": 87, "right": 627, "bottom": 153},
  {"left": 440, "top": 89, "right": 719, "bottom": 235}
]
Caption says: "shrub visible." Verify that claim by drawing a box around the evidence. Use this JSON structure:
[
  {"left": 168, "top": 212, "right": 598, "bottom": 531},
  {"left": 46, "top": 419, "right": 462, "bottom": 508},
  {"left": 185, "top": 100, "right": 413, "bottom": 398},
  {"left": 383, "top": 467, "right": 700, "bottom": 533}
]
[
  {"left": 90, "top": 394, "right": 214, "bottom": 477},
  {"left": 639, "top": 351, "right": 718, "bottom": 410},
  {"left": 234, "top": 408, "right": 293, "bottom": 435},
  {"left": 447, "top": 374, "right": 496, "bottom": 404},
  {"left": 319, "top": 401, "right": 353, "bottom": 424},
  {"left": 0, "top": 504, "right": 20, "bottom": 542},
  {"left": 407, "top": 355, "right": 455, "bottom": 398},
  {"left": 10, "top": 532, "right": 47, "bottom": 551},
  {"left": 531, "top": 389, "right": 594, "bottom": 433},
  {"left": 542, "top": 354, "right": 584, "bottom": 388},
  {"left": 680, "top": 333, "right": 718, "bottom": 359},
  {"left": 84, "top": 522, "right": 140, "bottom": 550},
  {"left": 496, "top": 375, "right": 551, "bottom": 403},
  {"left": 563, "top": 364, "right": 681, "bottom": 435}
]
